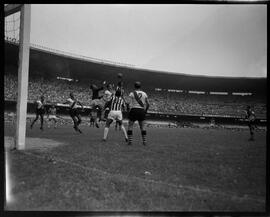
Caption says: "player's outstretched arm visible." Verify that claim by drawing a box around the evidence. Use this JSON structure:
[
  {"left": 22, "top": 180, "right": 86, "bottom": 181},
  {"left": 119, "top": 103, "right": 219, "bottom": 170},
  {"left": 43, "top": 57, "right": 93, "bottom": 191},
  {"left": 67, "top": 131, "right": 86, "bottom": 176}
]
[{"left": 77, "top": 101, "right": 84, "bottom": 109}]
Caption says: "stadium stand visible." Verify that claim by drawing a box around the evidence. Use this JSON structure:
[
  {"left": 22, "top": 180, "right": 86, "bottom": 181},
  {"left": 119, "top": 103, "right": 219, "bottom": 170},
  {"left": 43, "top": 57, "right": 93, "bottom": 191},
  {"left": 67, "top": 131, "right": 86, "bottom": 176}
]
[
  {"left": 4, "top": 74, "right": 266, "bottom": 118},
  {"left": 149, "top": 91, "right": 266, "bottom": 118}
]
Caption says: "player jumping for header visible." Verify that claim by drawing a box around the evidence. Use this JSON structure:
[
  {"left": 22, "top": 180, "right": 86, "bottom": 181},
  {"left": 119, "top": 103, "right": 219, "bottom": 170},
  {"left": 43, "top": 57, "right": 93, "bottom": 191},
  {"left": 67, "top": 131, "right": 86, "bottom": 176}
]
[{"left": 89, "top": 81, "right": 113, "bottom": 122}]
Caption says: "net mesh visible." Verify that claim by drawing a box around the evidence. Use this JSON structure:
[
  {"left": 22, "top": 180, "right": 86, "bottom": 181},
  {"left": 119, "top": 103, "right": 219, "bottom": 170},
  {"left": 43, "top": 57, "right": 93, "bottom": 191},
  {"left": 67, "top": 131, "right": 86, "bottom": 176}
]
[{"left": 5, "top": 11, "right": 21, "bottom": 43}]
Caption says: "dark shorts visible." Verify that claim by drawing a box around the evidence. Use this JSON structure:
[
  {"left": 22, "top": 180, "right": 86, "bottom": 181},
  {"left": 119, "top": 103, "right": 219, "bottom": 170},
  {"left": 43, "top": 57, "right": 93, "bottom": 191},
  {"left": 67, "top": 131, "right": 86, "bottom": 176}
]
[
  {"left": 69, "top": 108, "right": 79, "bottom": 117},
  {"left": 36, "top": 108, "right": 45, "bottom": 116},
  {"left": 104, "top": 109, "right": 110, "bottom": 118},
  {"left": 248, "top": 120, "right": 255, "bottom": 129},
  {"left": 128, "top": 108, "right": 146, "bottom": 122}
]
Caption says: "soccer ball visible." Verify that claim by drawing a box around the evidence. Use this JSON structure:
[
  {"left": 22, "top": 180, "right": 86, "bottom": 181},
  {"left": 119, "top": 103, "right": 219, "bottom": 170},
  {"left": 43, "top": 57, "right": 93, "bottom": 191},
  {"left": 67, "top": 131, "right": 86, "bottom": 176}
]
[{"left": 117, "top": 73, "right": 123, "bottom": 78}]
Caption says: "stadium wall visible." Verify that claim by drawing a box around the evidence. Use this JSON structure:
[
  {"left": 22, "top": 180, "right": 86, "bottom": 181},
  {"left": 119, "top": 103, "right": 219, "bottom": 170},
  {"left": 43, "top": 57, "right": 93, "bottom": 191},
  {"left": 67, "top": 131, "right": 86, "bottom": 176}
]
[{"left": 5, "top": 100, "right": 267, "bottom": 126}]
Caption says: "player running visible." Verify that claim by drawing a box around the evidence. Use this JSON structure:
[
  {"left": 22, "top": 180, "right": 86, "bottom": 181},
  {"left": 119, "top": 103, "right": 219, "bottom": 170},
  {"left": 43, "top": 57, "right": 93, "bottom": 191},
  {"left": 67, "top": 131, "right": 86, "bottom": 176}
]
[
  {"left": 65, "top": 93, "right": 84, "bottom": 133},
  {"left": 245, "top": 105, "right": 256, "bottom": 141},
  {"left": 102, "top": 89, "right": 128, "bottom": 142},
  {"left": 30, "top": 95, "right": 46, "bottom": 130},
  {"left": 127, "top": 81, "right": 149, "bottom": 146}
]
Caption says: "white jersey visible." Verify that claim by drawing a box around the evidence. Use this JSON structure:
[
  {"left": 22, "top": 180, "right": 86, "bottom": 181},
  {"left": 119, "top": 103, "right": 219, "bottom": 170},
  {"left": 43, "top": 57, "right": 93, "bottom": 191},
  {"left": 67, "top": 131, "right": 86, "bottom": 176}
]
[
  {"left": 66, "top": 98, "right": 79, "bottom": 109},
  {"left": 36, "top": 100, "right": 44, "bottom": 109},
  {"left": 103, "top": 90, "right": 112, "bottom": 102},
  {"left": 129, "top": 90, "right": 148, "bottom": 109}
]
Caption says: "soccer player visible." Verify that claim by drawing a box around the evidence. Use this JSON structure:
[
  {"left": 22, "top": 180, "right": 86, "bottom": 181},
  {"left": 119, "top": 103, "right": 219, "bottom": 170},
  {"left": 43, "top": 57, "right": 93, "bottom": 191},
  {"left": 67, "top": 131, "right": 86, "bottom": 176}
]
[
  {"left": 245, "top": 105, "right": 256, "bottom": 141},
  {"left": 102, "top": 83, "right": 114, "bottom": 120},
  {"left": 47, "top": 104, "right": 58, "bottom": 129},
  {"left": 102, "top": 89, "right": 128, "bottom": 142},
  {"left": 89, "top": 82, "right": 104, "bottom": 108},
  {"left": 116, "top": 73, "right": 124, "bottom": 96},
  {"left": 89, "top": 81, "right": 112, "bottom": 120},
  {"left": 127, "top": 81, "right": 149, "bottom": 146},
  {"left": 103, "top": 83, "right": 114, "bottom": 101},
  {"left": 89, "top": 111, "right": 95, "bottom": 127},
  {"left": 65, "top": 93, "right": 84, "bottom": 133},
  {"left": 90, "top": 105, "right": 100, "bottom": 128},
  {"left": 30, "top": 95, "right": 46, "bottom": 130}
]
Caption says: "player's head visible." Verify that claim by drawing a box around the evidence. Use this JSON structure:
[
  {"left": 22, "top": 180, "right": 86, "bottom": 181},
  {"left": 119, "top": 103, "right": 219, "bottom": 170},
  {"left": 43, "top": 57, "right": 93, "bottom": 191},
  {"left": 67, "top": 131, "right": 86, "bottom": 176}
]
[
  {"left": 70, "top": 92, "right": 74, "bottom": 98},
  {"left": 90, "top": 84, "right": 97, "bottom": 89},
  {"left": 115, "top": 89, "right": 122, "bottom": 97},
  {"left": 117, "top": 73, "right": 123, "bottom": 79},
  {"left": 107, "top": 83, "right": 113, "bottom": 90},
  {"left": 134, "top": 81, "right": 141, "bottom": 89},
  {"left": 247, "top": 105, "right": 251, "bottom": 110},
  {"left": 40, "top": 95, "right": 44, "bottom": 101}
]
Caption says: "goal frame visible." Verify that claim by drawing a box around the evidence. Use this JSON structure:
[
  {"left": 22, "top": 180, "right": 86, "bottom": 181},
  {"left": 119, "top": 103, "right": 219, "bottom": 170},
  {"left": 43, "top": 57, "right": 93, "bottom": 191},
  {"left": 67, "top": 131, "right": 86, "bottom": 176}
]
[{"left": 5, "top": 4, "right": 31, "bottom": 150}]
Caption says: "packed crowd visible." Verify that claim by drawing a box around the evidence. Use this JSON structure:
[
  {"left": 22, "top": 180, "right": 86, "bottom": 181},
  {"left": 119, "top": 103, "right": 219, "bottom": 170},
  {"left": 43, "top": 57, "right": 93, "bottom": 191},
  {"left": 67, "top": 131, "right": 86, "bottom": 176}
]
[
  {"left": 5, "top": 74, "right": 266, "bottom": 118},
  {"left": 149, "top": 91, "right": 266, "bottom": 118},
  {"left": 5, "top": 74, "right": 93, "bottom": 105}
]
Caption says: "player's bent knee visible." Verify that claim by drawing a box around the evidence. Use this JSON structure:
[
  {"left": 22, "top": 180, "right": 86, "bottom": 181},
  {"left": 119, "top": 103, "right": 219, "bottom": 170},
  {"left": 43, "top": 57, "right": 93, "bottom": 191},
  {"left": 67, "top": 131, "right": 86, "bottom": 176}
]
[{"left": 106, "top": 119, "right": 113, "bottom": 127}]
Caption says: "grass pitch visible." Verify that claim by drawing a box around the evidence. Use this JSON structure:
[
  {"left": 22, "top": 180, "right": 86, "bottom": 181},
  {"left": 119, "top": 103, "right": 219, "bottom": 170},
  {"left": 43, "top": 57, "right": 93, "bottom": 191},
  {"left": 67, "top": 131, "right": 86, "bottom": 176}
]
[{"left": 4, "top": 120, "right": 266, "bottom": 211}]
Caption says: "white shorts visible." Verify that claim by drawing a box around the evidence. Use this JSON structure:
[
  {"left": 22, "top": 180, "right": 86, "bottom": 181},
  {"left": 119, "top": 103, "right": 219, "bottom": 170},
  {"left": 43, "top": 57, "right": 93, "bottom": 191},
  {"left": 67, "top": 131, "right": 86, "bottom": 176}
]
[{"left": 108, "top": 110, "right": 123, "bottom": 121}]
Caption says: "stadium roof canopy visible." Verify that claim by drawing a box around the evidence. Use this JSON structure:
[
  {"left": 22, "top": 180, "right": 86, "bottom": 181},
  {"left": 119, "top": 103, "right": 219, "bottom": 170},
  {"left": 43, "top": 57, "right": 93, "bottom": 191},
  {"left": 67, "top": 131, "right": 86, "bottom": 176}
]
[{"left": 5, "top": 41, "right": 266, "bottom": 94}]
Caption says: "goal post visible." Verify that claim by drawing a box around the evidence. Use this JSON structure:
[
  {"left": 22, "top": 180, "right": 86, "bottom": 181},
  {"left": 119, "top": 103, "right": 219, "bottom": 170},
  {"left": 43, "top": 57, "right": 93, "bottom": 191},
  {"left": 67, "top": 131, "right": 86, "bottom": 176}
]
[{"left": 5, "top": 4, "right": 31, "bottom": 150}]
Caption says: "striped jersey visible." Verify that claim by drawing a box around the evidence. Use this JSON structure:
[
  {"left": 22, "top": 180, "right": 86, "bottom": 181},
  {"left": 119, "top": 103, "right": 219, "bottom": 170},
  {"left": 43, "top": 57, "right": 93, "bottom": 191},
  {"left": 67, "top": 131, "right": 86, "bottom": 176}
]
[{"left": 110, "top": 96, "right": 125, "bottom": 111}]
